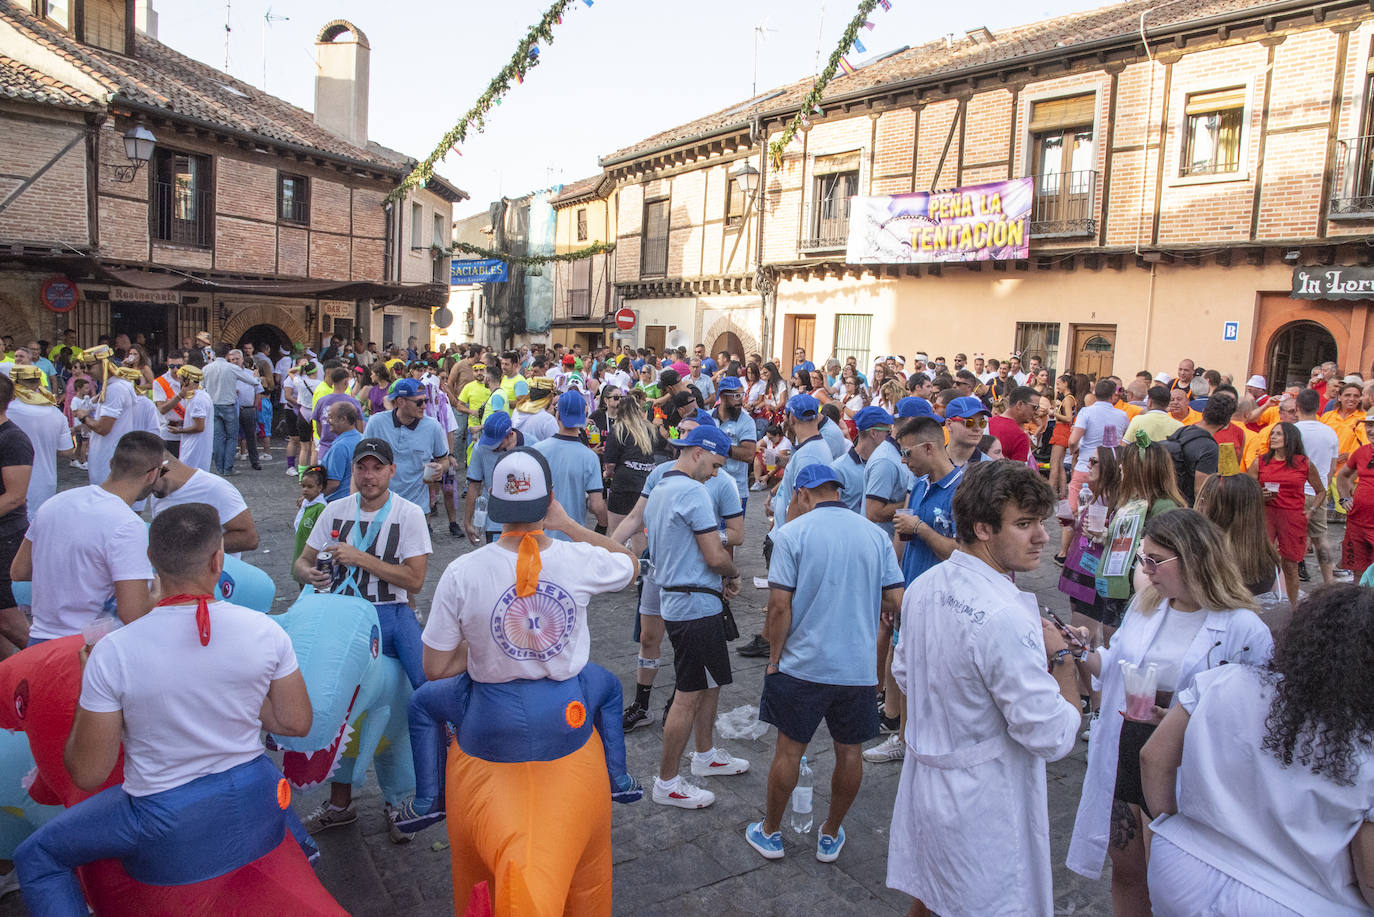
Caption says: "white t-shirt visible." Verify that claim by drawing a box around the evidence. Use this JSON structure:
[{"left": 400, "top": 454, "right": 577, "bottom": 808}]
[
  {"left": 305, "top": 493, "right": 431, "bottom": 605},
  {"left": 604, "top": 369, "right": 632, "bottom": 393},
  {"left": 87, "top": 377, "right": 138, "bottom": 485},
  {"left": 7, "top": 400, "right": 73, "bottom": 512},
  {"left": 1295, "top": 419, "right": 1340, "bottom": 497},
  {"left": 422, "top": 540, "right": 634, "bottom": 683},
  {"left": 513, "top": 409, "right": 558, "bottom": 444},
  {"left": 131, "top": 391, "right": 161, "bottom": 436},
  {"left": 148, "top": 470, "right": 250, "bottom": 559},
  {"left": 1151, "top": 664, "right": 1374, "bottom": 916},
  {"left": 150, "top": 374, "right": 182, "bottom": 440},
  {"left": 26, "top": 485, "right": 154, "bottom": 639},
  {"left": 177, "top": 390, "right": 214, "bottom": 472},
  {"left": 1072, "top": 400, "right": 1130, "bottom": 472},
  {"left": 70, "top": 394, "right": 94, "bottom": 428},
  {"left": 761, "top": 435, "right": 792, "bottom": 468},
  {"left": 273, "top": 356, "right": 293, "bottom": 382},
  {"left": 79, "top": 599, "right": 297, "bottom": 796}
]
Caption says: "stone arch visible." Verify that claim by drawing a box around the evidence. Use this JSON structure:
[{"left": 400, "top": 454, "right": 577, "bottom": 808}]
[
  {"left": 218, "top": 303, "right": 309, "bottom": 349},
  {"left": 0, "top": 289, "right": 37, "bottom": 345},
  {"left": 701, "top": 312, "right": 760, "bottom": 361},
  {"left": 317, "top": 19, "right": 369, "bottom": 47}
]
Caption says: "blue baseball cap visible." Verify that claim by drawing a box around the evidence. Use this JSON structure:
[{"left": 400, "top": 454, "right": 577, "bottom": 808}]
[
  {"left": 693, "top": 408, "right": 716, "bottom": 427},
  {"left": 853, "top": 405, "right": 894, "bottom": 431},
  {"left": 669, "top": 424, "right": 733, "bottom": 457},
  {"left": 557, "top": 390, "right": 587, "bottom": 426},
  {"left": 717, "top": 376, "right": 743, "bottom": 393},
  {"left": 478, "top": 410, "right": 512, "bottom": 448},
  {"left": 793, "top": 463, "right": 843, "bottom": 492},
  {"left": 392, "top": 378, "right": 423, "bottom": 399},
  {"left": 786, "top": 393, "right": 819, "bottom": 419},
  {"left": 946, "top": 396, "right": 989, "bottom": 420},
  {"left": 896, "top": 396, "right": 937, "bottom": 419}
]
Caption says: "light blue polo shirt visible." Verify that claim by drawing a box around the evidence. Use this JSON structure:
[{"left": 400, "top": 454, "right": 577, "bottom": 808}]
[
  {"left": 768, "top": 502, "right": 904, "bottom": 685},
  {"left": 323, "top": 429, "right": 362, "bottom": 503},
  {"left": 713, "top": 408, "right": 758, "bottom": 501},
  {"left": 642, "top": 461, "right": 742, "bottom": 522},
  {"left": 362, "top": 410, "right": 449, "bottom": 508},
  {"left": 645, "top": 470, "right": 721, "bottom": 622},
  {"left": 531, "top": 434, "right": 604, "bottom": 541},
  {"left": 818, "top": 416, "right": 847, "bottom": 459},
  {"left": 771, "top": 434, "right": 833, "bottom": 534},
  {"left": 900, "top": 464, "right": 966, "bottom": 585},
  {"left": 865, "top": 439, "right": 913, "bottom": 540},
  {"left": 830, "top": 448, "right": 866, "bottom": 513}
]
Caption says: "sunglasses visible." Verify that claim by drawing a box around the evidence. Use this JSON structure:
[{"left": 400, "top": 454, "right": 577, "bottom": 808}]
[
  {"left": 408, "top": 397, "right": 429, "bottom": 405},
  {"left": 952, "top": 415, "right": 988, "bottom": 430},
  {"left": 606, "top": 395, "right": 622, "bottom": 401},
  {"left": 1135, "top": 552, "right": 1179, "bottom": 574}
]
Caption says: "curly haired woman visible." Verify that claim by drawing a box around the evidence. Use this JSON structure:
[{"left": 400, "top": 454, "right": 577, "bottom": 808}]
[{"left": 1140, "top": 583, "right": 1374, "bottom": 915}]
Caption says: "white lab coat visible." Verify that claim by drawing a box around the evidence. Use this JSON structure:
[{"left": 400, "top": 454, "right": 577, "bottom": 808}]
[
  {"left": 887, "top": 551, "right": 1081, "bottom": 917},
  {"left": 1065, "top": 598, "right": 1274, "bottom": 879}
]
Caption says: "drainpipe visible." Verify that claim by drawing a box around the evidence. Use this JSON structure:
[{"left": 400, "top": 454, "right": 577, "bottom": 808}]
[
  {"left": 1142, "top": 263, "right": 1157, "bottom": 370},
  {"left": 752, "top": 117, "right": 775, "bottom": 359}
]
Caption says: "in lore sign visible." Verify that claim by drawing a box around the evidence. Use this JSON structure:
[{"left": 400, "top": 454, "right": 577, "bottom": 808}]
[
  {"left": 845, "top": 177, "right": 1034, "bottom": 265},
  {"left": 1292, "top": 266, "right": 1374, "bottom": 300}
]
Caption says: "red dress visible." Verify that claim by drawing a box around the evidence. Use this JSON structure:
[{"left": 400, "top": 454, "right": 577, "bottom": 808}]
[
  {"left": 1257, "top": 455, "right": 1309, "bottom": 562},
  {"left": 1342, "top": 444, "right": 1374, "bottom": 574}
]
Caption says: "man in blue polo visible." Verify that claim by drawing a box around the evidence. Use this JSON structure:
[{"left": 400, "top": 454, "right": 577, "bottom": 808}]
[
  {"left": 746, "top": 463, "right": 904, "bottom": 862},
  {"left": 943, "top": 395, "right": 991, "bottom": 468},
  {"left": 531, "top": 391, "right": 607, "bottom": 540},
  {"left": 866, "top": 414, "right": 966, "bottom": 765},
  {"left": 769, "top": 394, "right": 832, "bottom": 534},
  {"left": 863, "top": 408, "right": 913, "bottom": 541},
  {"left": 831, "top": 406, "right": 894, "bottom": 514},
  {"left": 712, "top": 376, "right": 757, "bottom": 510},
  {"left": 363, "top": 377, "right": 449, "bottom": 513},
  {"left": 462, "top": 410, "right": 521, "bottom": 545}
]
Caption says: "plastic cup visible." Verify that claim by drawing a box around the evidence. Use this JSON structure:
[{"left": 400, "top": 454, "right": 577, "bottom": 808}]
[
  {"left": 82, "top": 615, "right": 120, "bottom": 647},
  {"left": 1086, "top": 502, "right": 1108, "bottom": 532},
  {"left": 1056, "top": 498, "right": 1073, "bottom": 525},
  {"left": 894, "top": 508, "right": 915, "bottom": 541},
  {"left": 1264, "top": 482, "right": 1280, "bottom": 493},
  {"left": 1119, "top": 660, "right": 1160, "bottom": 721}
]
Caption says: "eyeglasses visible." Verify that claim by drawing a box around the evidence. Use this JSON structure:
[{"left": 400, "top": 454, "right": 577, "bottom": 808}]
[
  {"left": 952, "top": 416, "right": 988, "bottom": 430},
  {"left": 408, "top": 397, "right": 429, "bottom": 406},
  {"left": 1135, "top": 552, "right": 1179, "bottom": 573},
  {"left": 150, "top": 461, "right": 169, "bottom": 478},
  {"left": 1087, "top": 457, "right": 1099, "bottom": 467}
]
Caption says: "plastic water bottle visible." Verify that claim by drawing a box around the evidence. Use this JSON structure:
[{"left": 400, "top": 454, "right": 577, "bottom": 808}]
[
  {"left": 472, "top": 492, "right": 489, "bottom": 530},
  {"left": 788, "top": 756, "right": 814, "bottom": 835}
]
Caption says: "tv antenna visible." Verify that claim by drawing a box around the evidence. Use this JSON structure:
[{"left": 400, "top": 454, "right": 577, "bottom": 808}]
[
  {"left": 752, "top": 20, "right": 779, "bottom": 97},
  {"left": 262, "top": 7, "right": 289, "bottom": 89},
  {"left": 223, "top": 0, "right": 231, "bottom": 71}
]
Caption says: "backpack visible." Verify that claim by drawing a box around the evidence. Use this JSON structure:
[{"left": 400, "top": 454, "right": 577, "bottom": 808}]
[{"left": 1160, "top": 424, "right": 1216, "bottom": 505}]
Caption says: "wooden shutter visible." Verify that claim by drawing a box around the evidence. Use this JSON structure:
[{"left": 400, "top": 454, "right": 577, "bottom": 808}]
[
  {"left": 813, "top": 151, "right": 862, "bottom": 175},
  {"left": 1028, "top": 94, "right": 1096, "bottom": 132},
  {"left": 1184, "top": 87, "right": 1246, "bottom": 115}
]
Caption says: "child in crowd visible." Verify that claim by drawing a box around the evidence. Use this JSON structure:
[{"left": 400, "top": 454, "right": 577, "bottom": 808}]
[
  {"left": 750, "top": 424, "right": 791, "bottom": 492},
  {"left": 292, "top": 466, "right": 327, "bottom": 563},
  {"left": 69, "top": 377, "right": 92, "bottom": 469}
]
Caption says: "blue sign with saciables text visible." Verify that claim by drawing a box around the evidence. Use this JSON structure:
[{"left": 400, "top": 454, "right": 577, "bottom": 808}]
[{"left": 451, "top": 258, "right": 508, "bottom": 284}]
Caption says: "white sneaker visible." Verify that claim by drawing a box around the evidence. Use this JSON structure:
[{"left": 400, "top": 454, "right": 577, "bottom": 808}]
[
  {"left": 863, "top": 734, "right": 905, "bottom": 763},
  {"left": 750, "top": 481, "right": 767, "bottom": 492},
  {"left": 690, "top": 747, "right": 750, "bottom": 777},
  {"left": 285, "top": 466, "right": 299, "bottom": 476},
  {"left": 652, "top": 776, "right": 715, "bottom": 809}
]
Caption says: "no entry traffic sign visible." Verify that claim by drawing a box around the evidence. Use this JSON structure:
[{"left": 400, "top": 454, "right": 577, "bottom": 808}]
[{"left": 614, "top": 308, "right": 637, "bottom": 331}]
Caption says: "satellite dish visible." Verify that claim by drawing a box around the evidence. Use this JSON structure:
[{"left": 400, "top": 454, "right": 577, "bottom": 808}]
[
  {"left": 666, "top": 329, "right": 690, "bottom": 351},
  {"left": 432, "top": 307, "right": 453, "bottom": 329}
]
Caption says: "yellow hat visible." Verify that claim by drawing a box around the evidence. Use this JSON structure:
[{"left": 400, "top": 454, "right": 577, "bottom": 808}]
[
  {"left": 1217, "top": 442, "right": 1240, "bottom": 476},
  {"left": 10, "top": 364, "right": 44, "bottom": 383},
  {"left": 83, "top": 344, "right": 113, "bottom": 364},
  {"left": 177, "top": 364, "right": 204, "bottom": 383},
  {"left": 113, "top": 366, "right": 143, "bottom": 382},
  {"left": 10, "top": 366, "right": 56, "bottom": 406}
]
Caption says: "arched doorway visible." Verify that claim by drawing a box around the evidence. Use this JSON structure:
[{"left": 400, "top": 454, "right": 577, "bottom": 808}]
[
  {"left": 1266, "top": 320, "right": 1338, "bottom": 392},
  {"left": 237, "top": 323, "right": 292, "bottom": 358},
  {"left": 710, "top": 331, "right": 745, "bottom": 364}
]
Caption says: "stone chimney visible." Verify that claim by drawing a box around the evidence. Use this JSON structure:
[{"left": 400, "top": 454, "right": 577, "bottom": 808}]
[
  {"left": 135, "top": 0, "right": 158, "bottom": 38},
  {"left": 313, "top": 20, "right": 370, "bottom": 148}
]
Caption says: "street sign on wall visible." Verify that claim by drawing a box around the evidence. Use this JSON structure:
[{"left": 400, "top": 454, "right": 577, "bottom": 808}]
[
  {"left": 1292, "top": 266, "right": 1374, "bottom": 300},
  {"left": 614, "top": 308, "right": 637, "bottom": 331}
]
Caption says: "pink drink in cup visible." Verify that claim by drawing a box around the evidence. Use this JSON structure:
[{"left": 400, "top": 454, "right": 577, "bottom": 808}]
[{"left": 1119, "top": 660, "right": 1160, "bottom": 721}]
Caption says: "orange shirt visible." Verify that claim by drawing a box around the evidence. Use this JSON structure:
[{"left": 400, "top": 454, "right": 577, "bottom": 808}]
[
  {"left": 1174, "top": 408, "right": 1203, "bottom": 426},
  {"left": 1322, "top": 408, "right": 1370, "bottom": 457},
  {"left": 1244, "top": 422, "right": 1275, "bottom": 470},
  {"left": 1115, "top": 400, "right": 1143, "bottom": 421}
]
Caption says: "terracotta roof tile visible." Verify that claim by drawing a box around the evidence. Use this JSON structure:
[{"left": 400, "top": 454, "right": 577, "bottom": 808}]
[
  {"left": 601, "top": 0, "right": 1265, "bottom": 164},
  {"left": 551, "top": 174, "right": 607, "bottom": 205},
  {"left": 0, "top": 54, "right": 95, "bottom": 107}
]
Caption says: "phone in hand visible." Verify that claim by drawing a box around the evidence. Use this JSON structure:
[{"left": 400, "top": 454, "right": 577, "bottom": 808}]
[{"left": 1046, "top": 608, "right": 1088, "bottom": 651}]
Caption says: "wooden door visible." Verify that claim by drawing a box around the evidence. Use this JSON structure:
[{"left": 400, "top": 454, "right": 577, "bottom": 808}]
[
  {"left": 1070, "top": 325, "right": 1116, "bottom": 380},
  {"left": 784, "top": 314, "right": 816, "bottom": 366},
  {"left": 644, "top": 324, "right": 666, "bottom": 355}
]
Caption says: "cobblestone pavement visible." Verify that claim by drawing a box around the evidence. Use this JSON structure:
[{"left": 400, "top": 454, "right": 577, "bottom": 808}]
[{"left": 3, "top": 445, "right": 1129, "bottom": 916}]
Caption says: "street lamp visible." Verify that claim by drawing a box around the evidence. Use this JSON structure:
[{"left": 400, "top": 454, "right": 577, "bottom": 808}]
[
  {"left": 112, "top": 124, "right": 156, "bottom": 183},
  {"left": 731, "top": 160, "right": 760, "bottom": 198}
]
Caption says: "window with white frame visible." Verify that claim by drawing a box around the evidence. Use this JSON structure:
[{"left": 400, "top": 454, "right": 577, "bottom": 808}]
[{"left": 1181, "top": 87, "right": 1246, "bottom": 177}]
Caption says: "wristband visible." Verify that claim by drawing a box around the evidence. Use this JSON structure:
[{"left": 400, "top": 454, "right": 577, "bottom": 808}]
[{"left": 1051, "top": 648, "right": 1074, "bottom": 667}]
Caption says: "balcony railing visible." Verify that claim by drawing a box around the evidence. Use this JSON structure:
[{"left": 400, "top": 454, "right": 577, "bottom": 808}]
[
  {"left": 152, "top": 181, "right": 213, "bottom": 247},
  {"left": 567, "top": 289, "right": 590, "bottom": 319},
  {"left": 1029, "top": 169, "right": 1097, "bottom": 238},
  {"left": 1331, "top": 136, "right": 1374, "bottom": 218},
  {"left": 799, "top": 198, "right": 852, "bottom": 253},
  {"left": 641, "top": 235, "right": 668, "bottom": 277}
]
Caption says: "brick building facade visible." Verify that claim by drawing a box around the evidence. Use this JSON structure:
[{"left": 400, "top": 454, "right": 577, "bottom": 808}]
[
  {"left": 0, "top": 2, "right": 460, "bottom": 363},
  {"left": 596, "top": 0, "right": 1374, "bottom": 389}
]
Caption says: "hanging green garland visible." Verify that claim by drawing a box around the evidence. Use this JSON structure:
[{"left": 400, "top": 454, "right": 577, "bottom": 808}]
[
  {"left": 453, "top": 240, "right": 614, "bottom": 266},
  {"left": 768, "top": 0, "right": 882, "bottom": 169},
  {"left": 388, "top": 0, "right": 582, "bottom": 203}
]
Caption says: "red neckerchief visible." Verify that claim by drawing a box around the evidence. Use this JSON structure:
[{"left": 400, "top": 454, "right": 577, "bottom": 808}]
[{"left": 158, "top": 593, "right": 213, "bottom": 646}]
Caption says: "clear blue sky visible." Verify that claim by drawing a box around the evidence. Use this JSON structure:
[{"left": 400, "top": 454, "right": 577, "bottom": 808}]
[{"left": 157, "top": 0, "right": 1102, "bottom": 218}]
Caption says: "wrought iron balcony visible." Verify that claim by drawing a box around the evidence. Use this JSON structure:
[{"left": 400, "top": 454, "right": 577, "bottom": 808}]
[
  {"left": 152, "top": 181, "right": 213, "bottom": 247},
  {"left": 1330, "top": 136, "right": 1374, "bottom": 218},
  {"left": 799, "top": 199, "right": 852, "bottom": 254},
  {"left": 1030, "top": 169, "right": 1097, "bottom": 238}
]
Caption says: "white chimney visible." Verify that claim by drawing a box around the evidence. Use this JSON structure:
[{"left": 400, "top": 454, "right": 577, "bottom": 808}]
[
  {"left": 313, "top": 20, "right": 370, "bottom": 148},
  {"left": 135, "top": 0, "right": 158, "bottom": 38}
]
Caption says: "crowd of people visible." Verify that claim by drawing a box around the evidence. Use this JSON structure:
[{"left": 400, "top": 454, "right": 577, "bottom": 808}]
[{"left": 0, "top": 323, "right": 1369, "bottom": 917}]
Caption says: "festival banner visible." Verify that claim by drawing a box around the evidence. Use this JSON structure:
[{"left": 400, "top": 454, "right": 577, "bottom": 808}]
[
  {"left": 451, "top": 258, "right": 509, "bottom": 284},
  {"left": 844, "top": 177, "right": 1034, "bottom": 264}
]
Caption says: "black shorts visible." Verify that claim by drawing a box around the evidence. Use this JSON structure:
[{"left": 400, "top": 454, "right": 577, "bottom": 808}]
[
  {"left": 607, "top": 489, "right": 639, "bottom": 516},
  {"left": 759, "top": 670, "right": 879, "bottom": 745},
  {"left": 1070, "top": 595, "right": 1128, "bottom": 629},
  {"left": 664, "top": 613, "right": 732, "bottom": 693},
  {"left": 0, "top": 532, "right": 23, "bottom": 609},
  {"left": 282, "top": 410, "right": 300, "bottom": 437},
  {"left": 1114, "top": 719, "right": 1158, "bottom": 815}
]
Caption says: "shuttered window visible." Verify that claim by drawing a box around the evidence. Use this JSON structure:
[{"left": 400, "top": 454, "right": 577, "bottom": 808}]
[
  {"left": 813, "top": 151, "right": 862, "bottom": 175},
  {"left": 1184, "top": 87, "right": 1247, "bottom": 116},
  {"left": 1181, "top": 88, "right": 1247, "bottom": 176},
  {"left": 1028, "top": 94, "right": 1095, "bottom": 132},
  {"left": 834, "top": 314, "right": 872, "bottom": 369}
]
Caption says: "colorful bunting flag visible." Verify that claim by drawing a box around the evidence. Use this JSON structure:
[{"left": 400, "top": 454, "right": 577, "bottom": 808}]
[
  {"left": 853, "top": 37, "right": 866, "bottom": 53},
  {"left": 839, "top": 57, "right": 856, "bottom": 75},
  {"left": 879, "top": 0, "right": 891, "bottom": 9},
  {"left": 863, "top": 20, "right": 875, "bottom": 29}
]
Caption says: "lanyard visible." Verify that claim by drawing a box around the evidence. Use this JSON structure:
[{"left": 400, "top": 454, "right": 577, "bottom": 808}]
[{"left": 334, "top": 492, "right": 393, "bottom": 597}]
